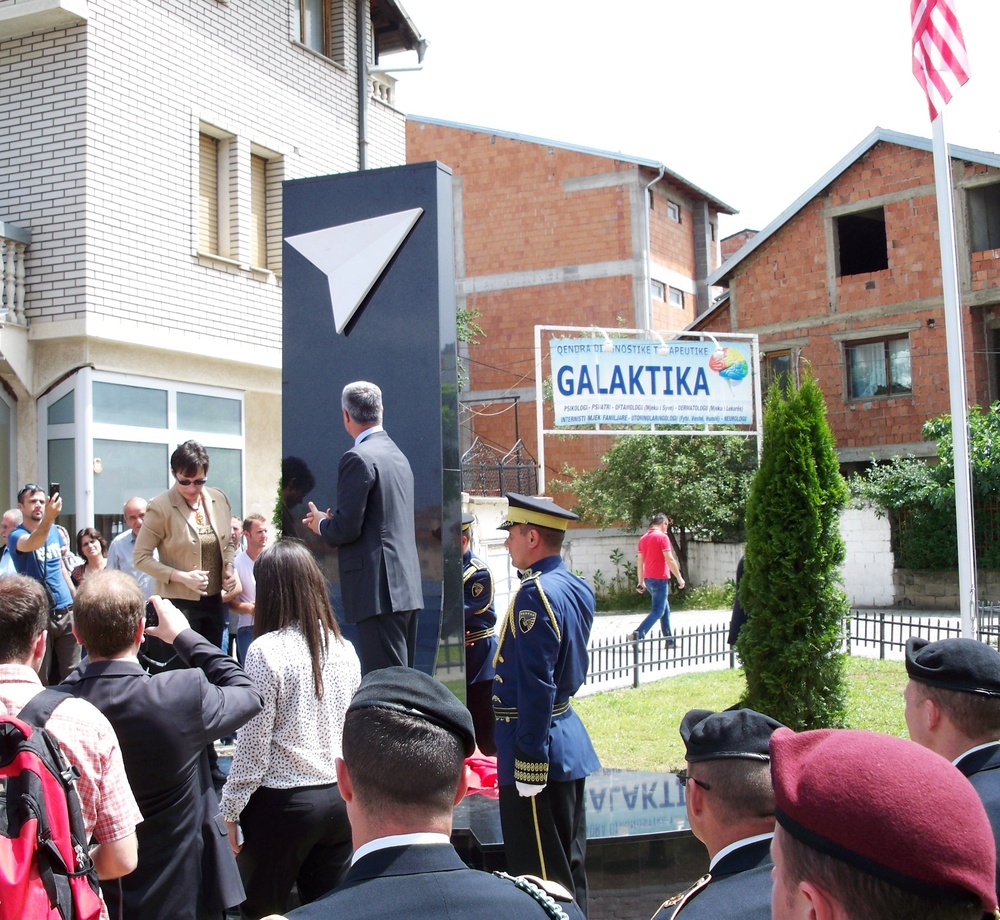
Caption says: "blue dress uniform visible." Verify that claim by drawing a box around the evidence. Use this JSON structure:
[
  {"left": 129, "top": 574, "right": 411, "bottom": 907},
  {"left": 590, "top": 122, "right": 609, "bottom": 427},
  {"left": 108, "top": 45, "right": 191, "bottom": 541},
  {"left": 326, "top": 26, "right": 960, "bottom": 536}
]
[
  {"left": 493, "top": 494, "right": 600, "bottom": 917},
  {"left": 463, "top": 529, "right": 498, "bottom": 754},
  {"left": 650, "top": 837, "right": 773, "bottom": 920},
  {"left": 463, "top": 549, "right": 497, "bottom": 684}
]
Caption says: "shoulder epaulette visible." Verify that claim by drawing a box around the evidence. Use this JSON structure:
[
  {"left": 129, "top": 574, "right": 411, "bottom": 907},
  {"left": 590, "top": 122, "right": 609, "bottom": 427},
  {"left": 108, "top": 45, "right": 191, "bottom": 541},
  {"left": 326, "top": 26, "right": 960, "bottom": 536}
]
[{"left": 491, "top": 872, "right": 571, "bottom": 920}]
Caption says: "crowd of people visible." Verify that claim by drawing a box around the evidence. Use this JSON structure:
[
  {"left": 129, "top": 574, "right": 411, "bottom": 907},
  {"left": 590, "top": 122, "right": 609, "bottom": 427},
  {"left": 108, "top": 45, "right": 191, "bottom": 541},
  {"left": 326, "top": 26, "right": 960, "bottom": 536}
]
[{"left": 3, "top": 379, "right": 1000, "bottom": 920}]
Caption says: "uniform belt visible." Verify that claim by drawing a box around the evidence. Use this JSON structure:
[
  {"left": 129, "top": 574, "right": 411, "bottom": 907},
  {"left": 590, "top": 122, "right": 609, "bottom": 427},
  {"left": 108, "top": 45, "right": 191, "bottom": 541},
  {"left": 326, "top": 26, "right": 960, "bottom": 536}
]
[
  {"left": 465, "top": 627, "right": 494, "bottom": 645},
  {"left": 494, "top": 700, "right": 571, "bottom": 720}
]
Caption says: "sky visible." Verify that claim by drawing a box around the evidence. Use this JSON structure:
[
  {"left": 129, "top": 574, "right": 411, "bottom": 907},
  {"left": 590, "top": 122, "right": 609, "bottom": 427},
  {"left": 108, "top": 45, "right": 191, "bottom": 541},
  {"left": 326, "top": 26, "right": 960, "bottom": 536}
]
[{"left": 387, "top": 0, "right": 1000, "bottom": 238}]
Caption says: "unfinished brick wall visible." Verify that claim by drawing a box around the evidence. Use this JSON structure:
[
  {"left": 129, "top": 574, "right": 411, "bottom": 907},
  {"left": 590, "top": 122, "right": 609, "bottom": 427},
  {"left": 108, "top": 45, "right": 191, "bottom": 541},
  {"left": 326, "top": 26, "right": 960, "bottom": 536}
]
[
  {"left": 706, "top": 140, "right": 1000, "bottom": 457},
  {"left": 408, "top": 118, "right": 727, "bottom": 499}
]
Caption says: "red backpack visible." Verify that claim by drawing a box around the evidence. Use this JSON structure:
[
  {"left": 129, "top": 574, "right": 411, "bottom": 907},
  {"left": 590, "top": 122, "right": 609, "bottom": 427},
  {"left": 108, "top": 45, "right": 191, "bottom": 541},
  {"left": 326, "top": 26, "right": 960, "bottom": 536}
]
[{"left": 0, "top": 688, "right": 103, "bottom": 920}]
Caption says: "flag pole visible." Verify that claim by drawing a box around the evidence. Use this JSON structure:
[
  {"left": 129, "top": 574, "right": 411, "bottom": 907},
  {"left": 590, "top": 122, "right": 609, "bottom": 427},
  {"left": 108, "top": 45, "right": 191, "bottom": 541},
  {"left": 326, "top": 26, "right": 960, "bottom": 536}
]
[{"left": 930, "top": 110, "right": 978, "bottom": 637}]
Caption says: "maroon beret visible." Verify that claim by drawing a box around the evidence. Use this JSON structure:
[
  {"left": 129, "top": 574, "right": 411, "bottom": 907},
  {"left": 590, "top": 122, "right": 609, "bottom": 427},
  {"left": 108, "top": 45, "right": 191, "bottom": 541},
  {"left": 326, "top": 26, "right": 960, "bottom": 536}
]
[{"left": 770, "top": 728, "right": 997, "bottom": 911}]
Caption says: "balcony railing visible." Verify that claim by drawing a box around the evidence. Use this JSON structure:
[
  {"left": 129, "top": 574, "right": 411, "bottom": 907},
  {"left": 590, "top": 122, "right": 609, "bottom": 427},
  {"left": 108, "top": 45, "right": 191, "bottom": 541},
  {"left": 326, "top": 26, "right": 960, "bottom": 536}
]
[
  {"left": 369, "top": 70, "right": 396, "bottom": 106},
  {"left": 1, "top": 222, "right": 29, "bottom": 326}
]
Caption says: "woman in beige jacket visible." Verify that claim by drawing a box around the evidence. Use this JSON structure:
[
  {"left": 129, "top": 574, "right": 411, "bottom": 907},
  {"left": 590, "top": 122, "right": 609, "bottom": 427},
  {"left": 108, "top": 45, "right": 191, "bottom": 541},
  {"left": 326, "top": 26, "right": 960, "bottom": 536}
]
[{"left": 135, "top": 439, "right": 238, "bottom": 664}]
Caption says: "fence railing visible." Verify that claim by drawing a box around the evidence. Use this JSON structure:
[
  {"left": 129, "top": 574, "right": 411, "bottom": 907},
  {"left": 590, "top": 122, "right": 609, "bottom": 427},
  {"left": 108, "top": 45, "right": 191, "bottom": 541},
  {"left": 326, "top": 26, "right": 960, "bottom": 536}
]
[
  {"left": 582, "top": 602, "right": 1000, "bottom": 690},
  {"left": 847, "top": 604, "right": 1000, "bottom": 658},
  {"left": 587, "top": 621, "right": 734, "bottom": 689}
]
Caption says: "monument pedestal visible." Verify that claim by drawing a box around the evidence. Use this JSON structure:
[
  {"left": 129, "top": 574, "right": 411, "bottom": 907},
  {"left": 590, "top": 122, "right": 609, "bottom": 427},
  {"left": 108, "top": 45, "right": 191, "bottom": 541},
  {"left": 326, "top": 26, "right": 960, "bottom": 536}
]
[{"left": 452, "top": 768, "right": 709, "bottom": 920}]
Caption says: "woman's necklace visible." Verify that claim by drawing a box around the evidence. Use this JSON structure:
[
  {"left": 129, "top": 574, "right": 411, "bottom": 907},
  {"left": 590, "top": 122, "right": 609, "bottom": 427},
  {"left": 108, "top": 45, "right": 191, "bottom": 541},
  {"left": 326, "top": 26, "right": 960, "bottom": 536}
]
[{"left": 187, "top": 497, "right": 205, "bottom": 526}]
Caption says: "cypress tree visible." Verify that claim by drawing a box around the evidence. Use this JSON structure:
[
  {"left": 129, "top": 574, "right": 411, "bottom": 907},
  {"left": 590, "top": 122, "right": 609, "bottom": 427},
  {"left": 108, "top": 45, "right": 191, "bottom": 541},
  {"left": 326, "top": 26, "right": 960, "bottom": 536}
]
[{"left": 737, "top": 375, "right": 849, "bottom": 729}]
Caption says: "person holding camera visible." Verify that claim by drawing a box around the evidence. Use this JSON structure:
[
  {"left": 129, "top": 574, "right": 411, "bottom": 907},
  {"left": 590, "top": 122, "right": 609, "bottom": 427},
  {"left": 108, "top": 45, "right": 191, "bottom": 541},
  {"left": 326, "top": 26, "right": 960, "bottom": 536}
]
[
  {"left": 60, "top": 571, "right": 263, "bottom": 920},
  {"left": 8, "top": 483, "right": 78, "bottom": 683}
]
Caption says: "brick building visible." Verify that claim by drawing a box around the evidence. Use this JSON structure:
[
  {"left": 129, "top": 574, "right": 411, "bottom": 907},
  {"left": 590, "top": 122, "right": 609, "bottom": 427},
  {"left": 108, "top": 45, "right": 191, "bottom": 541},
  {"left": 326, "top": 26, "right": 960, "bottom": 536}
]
[
  {"left": 406, "top": 116, "right": 735, "bottom": 502},
  {"left": 0, "top": 0, "right": 423, "bottom": 536},
  {"left": 696, "top": 127, "right": 1000, "bottom": 470}
]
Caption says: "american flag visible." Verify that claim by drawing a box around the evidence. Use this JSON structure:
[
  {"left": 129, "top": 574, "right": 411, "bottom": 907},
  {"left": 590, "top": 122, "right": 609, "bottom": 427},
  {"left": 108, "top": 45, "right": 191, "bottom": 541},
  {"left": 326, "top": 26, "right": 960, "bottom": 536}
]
[{"left": 911, "top": 0, "right": 971, "bottom": 121}]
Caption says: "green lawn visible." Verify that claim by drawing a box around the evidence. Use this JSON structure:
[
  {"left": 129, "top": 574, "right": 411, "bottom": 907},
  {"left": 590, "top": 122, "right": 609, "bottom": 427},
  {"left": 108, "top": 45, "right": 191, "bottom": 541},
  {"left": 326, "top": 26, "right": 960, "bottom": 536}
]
[{"left": 574, "top": 656, "right": 908, "bottom": 773}]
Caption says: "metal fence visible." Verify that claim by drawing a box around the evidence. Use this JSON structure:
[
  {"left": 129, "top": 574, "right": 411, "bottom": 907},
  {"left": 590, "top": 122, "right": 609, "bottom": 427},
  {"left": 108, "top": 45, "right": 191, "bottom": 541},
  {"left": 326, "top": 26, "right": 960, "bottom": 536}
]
[
  {"left": 847, "top": 603, "right": 1000, "bottom": 658},
  {"left": 586, "top": 621, "right": 734, "bottom": 689},
  {"left": 582, "top": 603, "right": 1000, "bottom": 690}
]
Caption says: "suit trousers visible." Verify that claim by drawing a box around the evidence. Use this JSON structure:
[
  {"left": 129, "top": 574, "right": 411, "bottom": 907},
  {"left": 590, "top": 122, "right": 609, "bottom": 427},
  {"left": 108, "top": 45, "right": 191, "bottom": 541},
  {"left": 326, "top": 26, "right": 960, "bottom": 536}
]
[
  {"left": 499, "top": 778, "right": 589, "bottom": 916},
  {"left": 353, "top": 610, "right": 417, "bottom": 674},
  {"left": 237, "top": 783, "right": 352, "bottom": 920},
  {"left": 39, "top": 606, "right": 80, "bottom": 686}
]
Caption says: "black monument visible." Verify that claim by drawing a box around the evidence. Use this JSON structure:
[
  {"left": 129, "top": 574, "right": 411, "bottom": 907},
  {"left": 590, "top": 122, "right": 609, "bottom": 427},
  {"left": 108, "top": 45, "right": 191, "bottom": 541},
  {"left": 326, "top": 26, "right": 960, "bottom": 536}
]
[{"left": 280, "top": 161, "right": 462, "bottom": 686}]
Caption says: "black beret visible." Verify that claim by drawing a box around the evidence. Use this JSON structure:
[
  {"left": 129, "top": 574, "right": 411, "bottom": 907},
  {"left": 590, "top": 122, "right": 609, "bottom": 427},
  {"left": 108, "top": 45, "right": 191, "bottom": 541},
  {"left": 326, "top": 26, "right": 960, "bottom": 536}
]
[
  {"left": 348, "top": 666, "right": 476, "bottom": 756},
  {"left": 680, "top": 708, "right": 783, "bottom": 762},
  {"left": 499, "top": 493, "right": 578, "bottom": 531},
  {"left": 905, "top": 637, "right": 1000, "bottom": 697}
]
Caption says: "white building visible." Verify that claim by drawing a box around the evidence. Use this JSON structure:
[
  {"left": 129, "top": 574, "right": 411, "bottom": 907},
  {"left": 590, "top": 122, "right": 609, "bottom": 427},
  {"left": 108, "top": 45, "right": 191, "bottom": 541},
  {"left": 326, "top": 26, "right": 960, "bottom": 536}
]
[{"left": 0, "top": 0, "right": 424, "bottom": 537}]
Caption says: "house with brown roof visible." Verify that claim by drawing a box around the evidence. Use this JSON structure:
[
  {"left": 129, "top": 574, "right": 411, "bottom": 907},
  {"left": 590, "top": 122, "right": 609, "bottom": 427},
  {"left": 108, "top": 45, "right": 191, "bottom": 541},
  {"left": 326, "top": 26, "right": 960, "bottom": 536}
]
[
  {"left": 407, "top": 116, "right": 736, "bottom": 501},
  {"left": 695, "top": 127, "right": 1000, "bottom": 471}
]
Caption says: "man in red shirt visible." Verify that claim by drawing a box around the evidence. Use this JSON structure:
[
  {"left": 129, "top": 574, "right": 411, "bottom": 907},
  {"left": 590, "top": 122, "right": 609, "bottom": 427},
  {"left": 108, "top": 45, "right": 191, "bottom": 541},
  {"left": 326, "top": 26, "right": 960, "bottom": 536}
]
[{"left": 634, "top": 513, "right": 684, "bottom": 643}]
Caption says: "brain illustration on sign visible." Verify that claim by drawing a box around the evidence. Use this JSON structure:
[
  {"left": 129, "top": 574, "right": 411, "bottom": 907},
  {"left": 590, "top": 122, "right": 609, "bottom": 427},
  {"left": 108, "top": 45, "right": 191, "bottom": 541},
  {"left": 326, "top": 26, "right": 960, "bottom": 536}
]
[{"left": 709, "top": 347, "right": 749, "bottom": 382}]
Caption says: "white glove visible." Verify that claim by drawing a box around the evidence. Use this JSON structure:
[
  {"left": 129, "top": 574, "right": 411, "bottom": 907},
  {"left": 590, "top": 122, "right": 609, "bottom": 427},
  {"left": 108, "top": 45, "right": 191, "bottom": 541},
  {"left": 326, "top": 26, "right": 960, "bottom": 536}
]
[{"left": 516, "top": 781, "right": 545, "bottom": 797}]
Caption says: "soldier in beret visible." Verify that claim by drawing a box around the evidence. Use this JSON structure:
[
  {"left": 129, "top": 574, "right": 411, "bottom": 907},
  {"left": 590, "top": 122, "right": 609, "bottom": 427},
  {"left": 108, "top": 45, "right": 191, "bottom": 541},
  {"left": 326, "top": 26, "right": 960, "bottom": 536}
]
[
  {"left": 904, "top": 636, "right": 1000, "bottom": 899},
  {"left": 769, "top": 728, "right": 997, "bottom": 920},
  {"left": 651, "top": 708, "right": 783, "bottom": 920},
  {"left": 285, "top": 667, "right": 583, "bottom": 920},
  {"left": 462, "top": 513, "right": 497, "bottom": 755},
  {"left": 494, "top": 493, "right": 600, "bottom": 916}
]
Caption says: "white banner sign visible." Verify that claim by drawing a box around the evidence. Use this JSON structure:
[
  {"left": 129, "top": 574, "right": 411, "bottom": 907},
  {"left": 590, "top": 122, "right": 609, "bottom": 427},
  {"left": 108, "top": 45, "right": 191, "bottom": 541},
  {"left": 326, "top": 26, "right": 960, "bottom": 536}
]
[{"left": 550, "top": 337, "right": 754, "bottom": 426}]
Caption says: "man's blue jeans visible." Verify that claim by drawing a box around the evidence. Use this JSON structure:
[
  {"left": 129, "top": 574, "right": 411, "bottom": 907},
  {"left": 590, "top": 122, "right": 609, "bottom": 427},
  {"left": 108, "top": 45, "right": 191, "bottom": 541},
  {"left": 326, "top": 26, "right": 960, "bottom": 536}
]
[
  {"left": 236, "top": 625, "right": 253, "bottom": 665},
  {"left": 637, "top": 578, "right": 671, "bottom": 638}
]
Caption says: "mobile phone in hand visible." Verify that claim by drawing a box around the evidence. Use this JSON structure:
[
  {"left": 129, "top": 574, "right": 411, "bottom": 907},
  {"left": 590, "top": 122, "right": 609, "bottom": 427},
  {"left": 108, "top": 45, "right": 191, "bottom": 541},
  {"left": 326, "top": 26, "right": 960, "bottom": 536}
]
[
  {"left": 49, "top": 482, "right": 60, "bottom": 497},
  {"left": 145, "top": 600, "right": 159, "bottom": 629}
]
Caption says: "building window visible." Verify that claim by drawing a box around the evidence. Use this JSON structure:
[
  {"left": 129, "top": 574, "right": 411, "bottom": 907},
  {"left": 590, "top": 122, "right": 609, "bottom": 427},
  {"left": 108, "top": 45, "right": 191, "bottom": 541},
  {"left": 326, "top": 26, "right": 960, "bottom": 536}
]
[
  {"left": 667, "top": 200, "right": 681, "bottom": 223},
  {"left": 968, "top": 184, "right": 1000, "bottom": 252},
  {"left": 40, "top": 369, "right": 245, "bottom": 544},
  {"left": 250, "top": 154, "right": 269, "bottom": 269},
  {"left": 300, "top": 0, "right": 330, "bottom": 55},
  {"left": 668, "top": 287, "right": 684, "bottom": 309},
  {"left": 763, "top": 350, "right": 793, "bottom": 396},
  {"left": 249, "top": 149, "right": 284, "bottom": 272},
  {"left": 198, "top": 130, "right": 231, "bottom": 258},
  {"left": 836, "top": 206, "right": 888, "bottom": 276},
  {"left": 650, "top": 280, "right": 665, "bottom": 301},
  {"left": 198, "top": 133, "right": 220, "bottom": 255},
  {"left": 298, "top": 0, "right": 347, "bottom": 63},
  {"left": 846, "top": 337, "right": 912, "bottom": 399}
]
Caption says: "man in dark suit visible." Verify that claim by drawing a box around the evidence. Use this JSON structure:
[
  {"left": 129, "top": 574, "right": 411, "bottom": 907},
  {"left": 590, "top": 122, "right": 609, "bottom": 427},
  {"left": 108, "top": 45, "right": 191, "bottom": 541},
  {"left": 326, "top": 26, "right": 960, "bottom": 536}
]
[
  {"left": 304, "top": 381, "right": 423, "bottom": 674},
  {"left": 61, "top": 570, "right": 264, "bottom": 920},
  {"left": 904, "top": 636, "right": 1000, "bottom": 900},
  {"left": 651, "top": 708, "right": 783, "bottom": 920},
  {"left": 285, "top": 666, "right": 583, "bottom": 920}
]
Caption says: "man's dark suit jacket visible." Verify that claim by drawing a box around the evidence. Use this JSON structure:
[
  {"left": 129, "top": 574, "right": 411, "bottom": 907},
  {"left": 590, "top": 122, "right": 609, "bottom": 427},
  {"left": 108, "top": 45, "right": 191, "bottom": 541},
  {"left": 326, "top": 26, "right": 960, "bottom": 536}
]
[
  {"left": 956, "top": 742, "right": 1000, "bottom": 901},
  {"left": 61, "top": 630, "right": 263, "bottom": 920},
  {"left": 656, "top": 836, "right": 773, "bottom": 920},
  {"left": 319, "top": 429, "right": 423, "bottom": 622},
  {"left": 286, "top": 843, "right": 584, "bottom": 920}
]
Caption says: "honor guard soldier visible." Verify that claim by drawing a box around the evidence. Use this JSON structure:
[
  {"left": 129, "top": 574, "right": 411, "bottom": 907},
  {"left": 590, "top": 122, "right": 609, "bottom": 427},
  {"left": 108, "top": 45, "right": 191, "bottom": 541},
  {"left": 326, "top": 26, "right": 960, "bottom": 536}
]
[
  {"left": 904, "top": 636, "right": 1000, "bottom": 900},
  {"left": 284, "top": 667, "right": 584, "bottom": 920},
  {"left": 769, "top": 728, "right": 999, "bottom": 920},
  {"left": 494, "top": 493, "right": 600, "bottom": 916},
  {"left": 462, "top": 513, "right": 497, "bottom": 755},
  {"left": 651, "top": 708, "right": 783, "bottom": 920}
]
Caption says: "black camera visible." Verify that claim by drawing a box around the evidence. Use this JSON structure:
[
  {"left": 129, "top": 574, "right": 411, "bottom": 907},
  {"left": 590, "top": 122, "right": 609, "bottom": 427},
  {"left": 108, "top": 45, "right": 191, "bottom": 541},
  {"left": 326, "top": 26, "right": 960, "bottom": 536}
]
[{"left": 145, "top": 600, "right": 159, "bottom": 629}]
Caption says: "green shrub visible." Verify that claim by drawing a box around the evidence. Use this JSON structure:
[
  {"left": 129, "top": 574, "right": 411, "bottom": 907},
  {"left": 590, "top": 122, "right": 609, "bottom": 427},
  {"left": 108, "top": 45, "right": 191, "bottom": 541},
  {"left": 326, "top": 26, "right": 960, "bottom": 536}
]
[{"left": 737, "top": 376, "right": 848, "bottom": 729}]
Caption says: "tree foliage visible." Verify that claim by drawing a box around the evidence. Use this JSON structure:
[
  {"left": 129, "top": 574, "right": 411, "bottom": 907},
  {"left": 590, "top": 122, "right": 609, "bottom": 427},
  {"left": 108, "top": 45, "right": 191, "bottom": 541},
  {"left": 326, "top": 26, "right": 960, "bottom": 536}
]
[
  {"left": 850, "top": 402, "right": 1000, "bottom": 569},
  {"left": 737, "top": 376, "right": 849, "bottom": 729},
  {"left": 559, "top": 431, "right": 756, "bottom": 566}
]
